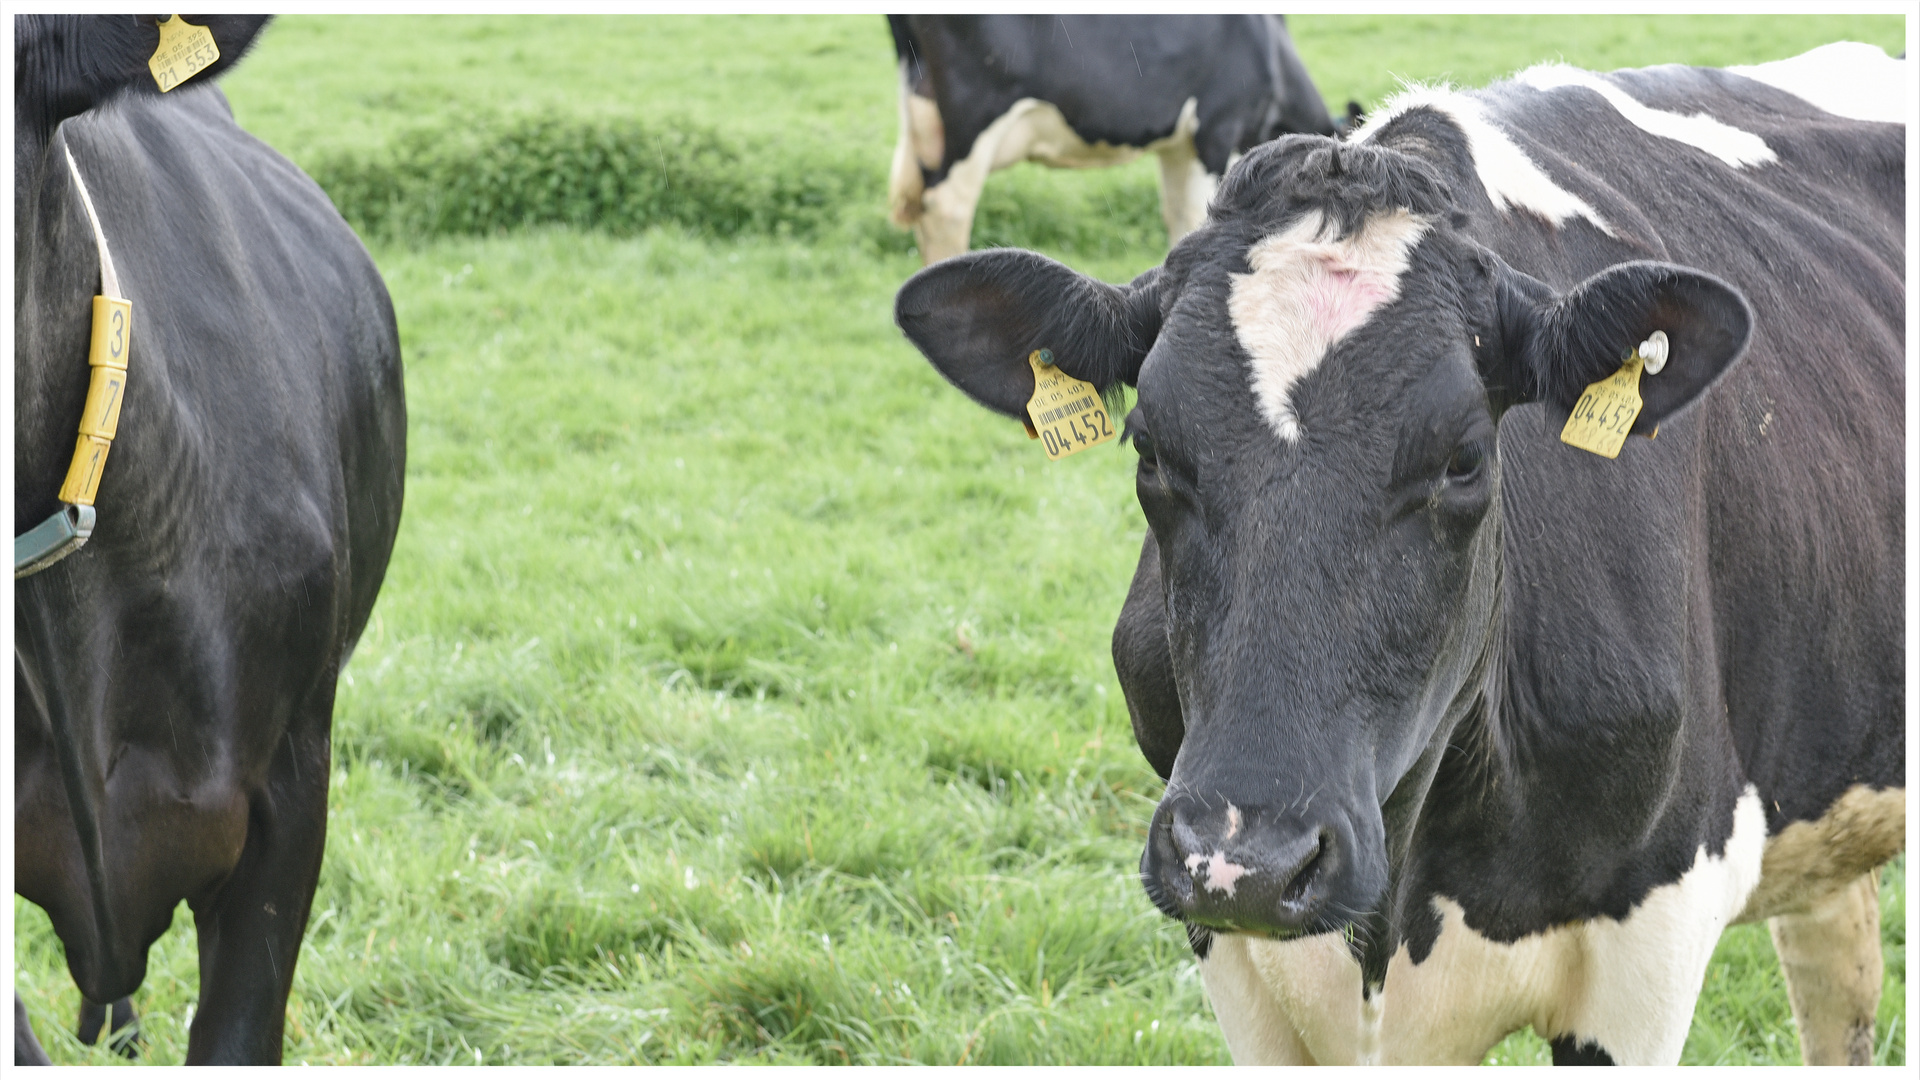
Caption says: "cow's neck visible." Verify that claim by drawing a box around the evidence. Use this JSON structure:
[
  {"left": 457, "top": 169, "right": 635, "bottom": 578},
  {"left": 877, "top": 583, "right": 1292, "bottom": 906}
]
[
  {"left": 15, "top": 131, "right": 98, "bottom": 525},
  {"left": 1368, "top": 456, "right": 1727, "bottom": 981}
]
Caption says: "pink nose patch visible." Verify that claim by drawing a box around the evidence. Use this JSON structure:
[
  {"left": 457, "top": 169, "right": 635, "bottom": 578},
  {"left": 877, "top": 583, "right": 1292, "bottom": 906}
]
[{"left": 1185, "top": 850, "right": 1252, "bottom": 897}]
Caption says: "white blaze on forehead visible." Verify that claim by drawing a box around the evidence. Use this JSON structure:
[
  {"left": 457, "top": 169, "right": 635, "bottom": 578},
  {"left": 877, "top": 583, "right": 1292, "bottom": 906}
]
[
  {"left": 1728, "top": 42, "right": 1908, "bottom": 126},
  {"left": 1229, "top": 209, "right": 1430, "bottom": 441},
  {"left": 1515, "top": 63, "right": 1777, "bottom": 169},
  {"left": 1353, "top": 85, "right": 1615, "bottom": 237}
]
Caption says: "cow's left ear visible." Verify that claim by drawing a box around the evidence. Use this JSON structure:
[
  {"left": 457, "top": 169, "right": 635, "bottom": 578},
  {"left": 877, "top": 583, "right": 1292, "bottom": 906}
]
[
  {"left": 1484, "top": 258, "right": 1752, "bottom": 433},
  {"left": 895, "top": 249, "right": 1163, "bottom": 421}
]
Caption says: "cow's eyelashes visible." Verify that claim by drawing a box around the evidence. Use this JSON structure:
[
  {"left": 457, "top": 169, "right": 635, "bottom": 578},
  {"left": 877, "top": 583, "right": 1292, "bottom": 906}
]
[{"left": 1445, "top": 440, "right": 1486, "bottom": 482}]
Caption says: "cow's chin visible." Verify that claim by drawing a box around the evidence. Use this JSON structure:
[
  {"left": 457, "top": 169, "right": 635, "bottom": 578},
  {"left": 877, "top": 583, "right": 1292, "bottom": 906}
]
[{"left": 1138, "top": 794, "right": 1388, "bottom": 942}]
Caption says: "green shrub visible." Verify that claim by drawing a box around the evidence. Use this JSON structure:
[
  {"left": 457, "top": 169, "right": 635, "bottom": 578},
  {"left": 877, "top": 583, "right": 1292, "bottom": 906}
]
[
  {"left": 306, "top": 111, "right": 1174, "bottom": 256},
  {"left": 311, "top": 112, "right": 876, "bottom": 241}
]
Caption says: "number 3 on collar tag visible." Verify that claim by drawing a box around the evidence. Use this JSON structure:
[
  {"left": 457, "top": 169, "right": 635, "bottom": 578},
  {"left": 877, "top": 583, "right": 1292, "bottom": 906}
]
[
  {"left": 149, "top": 16, "right": 220, "bottom": 93},
  {"left": 1025, "top": 349, "right": 1116, "bottom": 461}
]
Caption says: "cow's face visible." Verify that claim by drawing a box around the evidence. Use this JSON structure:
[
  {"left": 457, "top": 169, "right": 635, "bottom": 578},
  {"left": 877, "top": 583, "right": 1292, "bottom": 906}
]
[
  {"left": 896, "top": 135, "right": 1749, "bottom": 941},
  {"left": 1125, "top": 204, "right": 1505, "bottom": 937}
]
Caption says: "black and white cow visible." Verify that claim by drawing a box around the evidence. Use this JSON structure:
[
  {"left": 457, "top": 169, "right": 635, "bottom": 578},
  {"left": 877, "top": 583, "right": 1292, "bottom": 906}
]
[
  {"left": 15, "top": 15, "right": 405, "bottom": 1064},
  {"left": 887, "top": 15, "right": 1342, "bottom": 264},
  {"left": 897, "top": 42, "right": 1905, "bottom": 1064}
]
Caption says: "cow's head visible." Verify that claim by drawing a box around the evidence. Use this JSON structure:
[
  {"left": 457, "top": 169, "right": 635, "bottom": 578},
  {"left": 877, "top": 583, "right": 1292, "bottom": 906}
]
[
  {"left": 13, "top": 15, "right": 270, "bottom": 194},
  {"left": 896, "top": 135, "right": 1750, "bottom": 945}
]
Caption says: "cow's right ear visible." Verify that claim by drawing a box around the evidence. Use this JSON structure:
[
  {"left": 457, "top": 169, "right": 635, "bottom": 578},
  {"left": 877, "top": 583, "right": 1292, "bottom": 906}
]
[{"left": 894, "top": 250, "right": 1163, "bottom": 420}]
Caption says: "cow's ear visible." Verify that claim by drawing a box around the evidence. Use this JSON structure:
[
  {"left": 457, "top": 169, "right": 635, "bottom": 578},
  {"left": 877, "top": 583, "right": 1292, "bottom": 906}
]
[
  {"left": 1486, "top": 258, "right": 1752, "bottom": 433},
  {"left": 895, "top": 249, "right": 1162, "bottom": 420},
  {"left": 16, "top": 15, "right": 273, "bottom": 131}
]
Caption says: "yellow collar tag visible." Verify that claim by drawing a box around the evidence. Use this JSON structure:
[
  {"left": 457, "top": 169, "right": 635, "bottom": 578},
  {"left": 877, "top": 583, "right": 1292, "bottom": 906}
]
[
  {"left": 1559, "top": 353, "right": 1646, "bottom": 459},
  {"left": 149, "top": 16, "right": 220, "bottom": 93},
  {"left": 1025, "top": 350, "right": 1116, "bottom": 460},
  {"left": 57, "top": 296, "right": 132, "bottom": 507}
]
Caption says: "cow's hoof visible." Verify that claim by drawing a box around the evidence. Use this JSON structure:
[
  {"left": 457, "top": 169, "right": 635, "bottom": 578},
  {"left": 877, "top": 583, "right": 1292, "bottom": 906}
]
[{"left": 76, "top": 997, "right": 140, "bottom": 1059}]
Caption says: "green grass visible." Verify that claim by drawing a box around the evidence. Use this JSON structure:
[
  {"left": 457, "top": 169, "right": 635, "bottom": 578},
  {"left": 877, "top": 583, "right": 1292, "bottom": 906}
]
[{"left": 14, "top": 13, "right": 1908, "bottom": 1065}]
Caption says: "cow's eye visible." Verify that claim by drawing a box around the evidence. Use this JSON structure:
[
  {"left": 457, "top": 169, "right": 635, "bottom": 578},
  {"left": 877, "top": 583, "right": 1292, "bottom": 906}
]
[
  {"left": 1133, "top": 430, "right": 1157, "bottom": 464},
  {"left": 1446, "top": 440, "right": 1485, "bottom": 481}
]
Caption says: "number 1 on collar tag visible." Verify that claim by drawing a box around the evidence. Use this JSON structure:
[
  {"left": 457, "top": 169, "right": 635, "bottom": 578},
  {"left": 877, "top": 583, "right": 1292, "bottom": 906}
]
[
  {"left": 1025, "top": 350, "right": 1116, "bottom": 461},
  {"left": 1560, "top": 353, "right": 1645, "bottom": 459},
  {"left": 149, "top": 16, "right": 220, "bottom": 93}
]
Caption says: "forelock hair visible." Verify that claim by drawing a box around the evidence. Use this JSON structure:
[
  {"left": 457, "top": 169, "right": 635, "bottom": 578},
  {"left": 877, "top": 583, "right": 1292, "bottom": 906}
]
[{"left": 1210, "top": 135, "right": 1455, "bottom": 242}]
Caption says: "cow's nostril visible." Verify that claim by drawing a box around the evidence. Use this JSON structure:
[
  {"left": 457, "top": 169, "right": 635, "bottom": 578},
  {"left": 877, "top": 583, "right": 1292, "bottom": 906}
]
[
  {"left": 1279, "top": 832, "right": 1329, "bottom": 904},
  {"left": 1170, "top": 813, "right": 1208, "bottom": 861}
]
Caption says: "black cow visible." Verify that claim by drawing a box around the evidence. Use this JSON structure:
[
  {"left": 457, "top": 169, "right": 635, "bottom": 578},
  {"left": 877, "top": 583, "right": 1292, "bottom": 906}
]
[
  {"left": 15, "top": 15, "right": 405, "bottom": 1064},
  {"left": 897, "top": 42, "right": 1904, "bottom": 1064},
  {"left": 887, "top": 15, "right": 1342, "bottom": 264}
]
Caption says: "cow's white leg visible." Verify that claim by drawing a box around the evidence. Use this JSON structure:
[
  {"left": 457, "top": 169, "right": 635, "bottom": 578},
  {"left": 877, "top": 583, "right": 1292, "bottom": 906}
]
[
  {"left": 1198, "top": 933, "right": 1318, "bottom": 1063},
  {"left": 914, "top": 99, "right": 1051, "bottom": 264},
  {"left": 1769, "top": 869, "right": 1882, "bottom": 1065},
  {"left": 1151, "top": 97, "right": 1214, "bottom": 246},
  {"left": 888, "top": 64, "right": 942, "bottom": 229},
  {"left": 1154, "top": 148, "right": 1215, "bottom": 247}
]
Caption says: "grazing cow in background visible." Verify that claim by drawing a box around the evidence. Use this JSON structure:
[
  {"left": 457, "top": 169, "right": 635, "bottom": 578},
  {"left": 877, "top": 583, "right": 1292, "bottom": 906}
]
[
  {"left": 897, "top": 41, "right": 1904, "bottom": 1064},
  {"left": 887, "top": 15, "right": 1343, "bottom": 264},
  {"left": 15, "top": 14, "right": 405, "bottom": 1064}
]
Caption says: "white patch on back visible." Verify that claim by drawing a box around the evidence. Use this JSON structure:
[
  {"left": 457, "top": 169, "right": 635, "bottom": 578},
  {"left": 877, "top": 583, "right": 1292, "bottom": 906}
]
[
  {"left": 1515, "top": 63, "right": 1777, "bottom": 169},
  {"left": 1353, "top": 84, "right": 1615, "bottom": 236},
  {"left": 1728, "top": 42, "right": 1908, "bottom": 126},
  {"left": 1228, "top": 209, "right": 1429, "bottom": 441},
  {"left": 1199, "top": 786, "right": 1769, "bottom": 1064}
]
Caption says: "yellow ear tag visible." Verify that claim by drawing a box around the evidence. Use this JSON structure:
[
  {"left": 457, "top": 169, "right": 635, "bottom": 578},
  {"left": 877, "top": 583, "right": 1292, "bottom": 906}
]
[
  {"left": 149, "top": 16, "right": 220, "bottom": 93},
  {"left": 1025, "top": 349, "right": 1116, "bottom": 460},
  {"left": 1559, "top": 351, "right": 1647, "bottom": 459}
]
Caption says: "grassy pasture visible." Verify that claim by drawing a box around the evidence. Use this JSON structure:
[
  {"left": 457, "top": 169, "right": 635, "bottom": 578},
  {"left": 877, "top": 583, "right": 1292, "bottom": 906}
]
[{"left": 13, "top": 13, "right": 1907, "bottom": 1065}]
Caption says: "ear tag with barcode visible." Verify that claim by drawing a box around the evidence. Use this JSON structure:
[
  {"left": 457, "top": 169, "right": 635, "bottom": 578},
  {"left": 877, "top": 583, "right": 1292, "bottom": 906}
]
[
  {"left": 1559, "top": 333, "right": 1669, "bottom": 459},
  {"left": 149, "top": 16, "right": 220, "bottom": 93},
  {"left": 1025, "top": 349, "right": 1116, "bottom": 460}
]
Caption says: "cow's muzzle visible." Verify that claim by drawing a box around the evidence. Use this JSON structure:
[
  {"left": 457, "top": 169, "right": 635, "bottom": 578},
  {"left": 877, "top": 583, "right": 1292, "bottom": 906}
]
[{"left": 1140, "top": 794, "right": 1361, "bottom": 937}]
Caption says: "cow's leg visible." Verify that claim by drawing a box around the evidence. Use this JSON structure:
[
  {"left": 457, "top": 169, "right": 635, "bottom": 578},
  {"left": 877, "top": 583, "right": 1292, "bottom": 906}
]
[
  {"left": 914, "top": 100, "right": 1044, "bottom": 264},
  {"left": 184, "top": 719, "right": 331, "bottom": 1065},
  {"left": 1769, "top": 869, "right": 1882, "bottom": 1065},
  {"left": 914, "top": 160, "right": 991, "bottom": 265},
  {"left": 1199, "top": 933, "right": 1317, "bottom": 1064},
  {"left": 888, "top": 66, "right": 942, "bottom": 229},
  {"left": 15, "top": 994, "right": 53, "bottom": 1065},
  {"left": 75, "top": 996, "right": 139, "bottom": 1057},
  {"left": 1152, "top": 143, "right": 1215, "bottom": 247}
]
